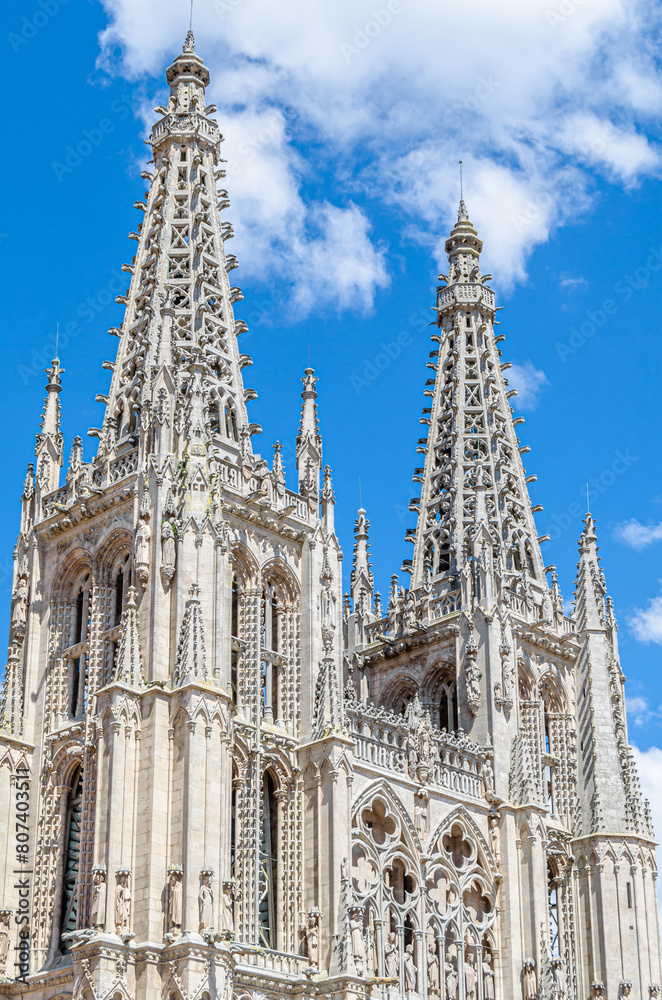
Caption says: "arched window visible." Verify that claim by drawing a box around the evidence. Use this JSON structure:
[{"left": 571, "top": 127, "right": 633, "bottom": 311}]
[
  {"left": 261, "top": 584, "right": 280, "bottom": 722},
  {"left": 69, "top": 575, "right": 91, "bottom": 717},
  {"left": 114, "top": 568, "right": 125, "bottom": 626},
  {"left": 525, "top": 545, "right": 536, "bottom": 578},
  {"left": 59, "top": 767, "right": 83, "bottom": 951},
  {"left": 258, "top": 772, "right": 277, "bottom": 948},
  {"left": 439, "top": 675, "right": 458, "bottom": 732},
  {"left": 548, "top": 860, "right": 560, "bottom": 957},
  {"left": 392, "top": 687, "right": 416, "bottom": 717},
  {"left": 224, "top": 404, "right": 238, "bottom": 442}
]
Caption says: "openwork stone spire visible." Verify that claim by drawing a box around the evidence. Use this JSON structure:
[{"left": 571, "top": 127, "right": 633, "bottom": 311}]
[
  {"left": 408, "top": 201, "right": 547, "bottom": 614},
  {"left": 573, "top": 512, "right": 607, "bottom": 632},
  {"left": 94, "top": 34, "right": 257, "bottom": 471}
]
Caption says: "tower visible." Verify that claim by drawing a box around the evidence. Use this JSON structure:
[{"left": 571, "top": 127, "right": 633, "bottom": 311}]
[{"left": 0, "top": 35, "right": 659, "bottom": 1000}]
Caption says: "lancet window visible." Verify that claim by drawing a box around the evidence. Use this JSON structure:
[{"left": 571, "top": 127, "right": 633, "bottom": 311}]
[
  {"left": 66, "top": 573, "right": 92, "bottom": 718},
  {"left": 258, "top": 771, "right": 278, "bottom": 948},
  {"left": 58, "top": 767, "right": 83, "bottom": 952}
]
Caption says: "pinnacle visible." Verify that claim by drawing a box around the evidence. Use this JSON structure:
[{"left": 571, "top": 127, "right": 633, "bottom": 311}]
[
  {"left": 183, "top": 29, "right": 195, "bottom": 53},
  {"left": 457, "top": 198, "right": 470, "bottom": 222}
]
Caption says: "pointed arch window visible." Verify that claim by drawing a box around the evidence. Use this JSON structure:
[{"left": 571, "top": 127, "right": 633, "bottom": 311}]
[
  {"left": 261, "top": 584, "right": 280, "bottom": 722},
  {"left": 439, "top": 674, "right": 458, "bottom": 732},
  {"left": 59, "top": 767, "right": 83, "bottom": 952},
  {"left": 258, "top": 772, "right": 277, "bottom": 948},
  {"left": 547, "top": 860, "right": 560, "bottom": 958},
  {"left": 68, "top": 574, "right": 91, "bottom": 717},
  {"left": 231, "top": 576, "right": 240, "bottom": 704}
]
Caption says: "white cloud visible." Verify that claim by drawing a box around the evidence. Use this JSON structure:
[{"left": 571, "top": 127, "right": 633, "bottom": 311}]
[
  {"left": 626, "top": 695, "right": 662, "bottom": 727},
  {"left": 508, "top": 361, "right": 549, "bottom": 411},
  {"left": 95, "top": 0, "right": 662, "bottom": 309},
  {"left": 629, "top": 595, "right": 662, "bottom": 644},
  {"left": 615, "top": 518, "right": 662, "bottom": 549},
  {"left": 559, "top": 272, "right": 588, "bottom": 292},
  {"left": 631, "top": 745, "right": 662, "bottom": 908}
]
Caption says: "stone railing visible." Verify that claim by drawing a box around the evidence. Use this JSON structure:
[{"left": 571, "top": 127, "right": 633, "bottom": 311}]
[
  {"left": 109, "top": 449, "right": 139, "bottom": 483},
  {"left": 346, "top": 700, "right": 487, "bottom": 800},
  {"left": 234, "top": 946, "right": 309, "bottom": 977},
  {"left": 438, "top": 283, "right": 495, "bottom": 310}
]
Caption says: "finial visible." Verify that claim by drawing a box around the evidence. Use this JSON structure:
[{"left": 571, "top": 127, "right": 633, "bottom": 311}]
[
  {"left": 457, "top": 199, "right": 469, "bottom": 222},
  {"left": 183, "top": 28, "right": 195, "bottom": 53},
  {"left": 459, "top": 160, "right": 463, "bottom": 200}
]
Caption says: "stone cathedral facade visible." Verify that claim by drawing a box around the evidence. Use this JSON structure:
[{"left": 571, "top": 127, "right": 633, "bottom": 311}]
[{"left": 0, "top": 32, "right": 660, "bottom": 1000}]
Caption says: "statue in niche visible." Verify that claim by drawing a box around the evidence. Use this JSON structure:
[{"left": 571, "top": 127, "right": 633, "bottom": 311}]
[
  {"left": 161, "top": 518, "right": 176, "bottom": 585},
  {"left": 465, "top": 954, "right": 477, "bottom": 1000},
  {"left": 349, "top": 908, "right": 364, "bottom": 974},
  {"left": 0, "top": 911, "right": 11, "bottom": 977},
  {"left": 385, "top": 931, "right": 399, "bottom": 978},
  {"left": 483, "top": 955, "right": 495, "bottom": 1000},
  {"left": 221, "top": 881, "right": 234, "bottom": 938},
  {"left": 167, "top": 868, "right": 183, "bottom": 931},
  {"left": 445, "top": 955, "right": 458, "bottom": 1000},
  {"left": 404, "top": 943, "right": 417, "bottom": 993},
  {"left": 523, "top": 960, "right": 537, "bottom": 1000},
  {"left": 427, "top": 941, "right": 441, "bottom": 995},
  {"left": 115, "top": 869, "right": 132, "bottom": 938},
  {"left": 90, "top": 867, "right": 107, "bottom": 930},
  {"left": 199, "top": 870, "right": 214, "bottom": 934}
]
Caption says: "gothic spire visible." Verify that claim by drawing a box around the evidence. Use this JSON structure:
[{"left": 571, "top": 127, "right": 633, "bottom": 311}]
[
  {"left": 573, "top": 512, "right": 608, "bottom": 632},
  {"left": 35, "top": 358, "right": 64, "bottom": 496},
  {"left": 296, "top": 368, "right": 322, "bottom": 502},
  {"left": 351, "top": 508, "right": 373, "bottom": 615},
  {"left": 92, "top": 34, "right": 257, "bottom": 474},
  {"left": 407, "top": 201, "right": 547, "bottom": 616}
]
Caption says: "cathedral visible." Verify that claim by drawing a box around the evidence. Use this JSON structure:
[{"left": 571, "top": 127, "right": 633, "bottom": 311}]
[{"left": 0, "top": 32, "right": 660, "bottom": 1000}]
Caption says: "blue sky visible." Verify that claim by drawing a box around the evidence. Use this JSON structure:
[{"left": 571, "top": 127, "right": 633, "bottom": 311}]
[{"left": 2, "top": 1, "right": 662, "bottom": 796}]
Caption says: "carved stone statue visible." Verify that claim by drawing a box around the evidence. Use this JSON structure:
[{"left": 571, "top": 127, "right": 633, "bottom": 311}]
[
  {"left": 523, "top": 960, "right": 537, "bottom": 1000},
  {"left": 406, "top": 729, "right": 419, "bottom": 776},
  {"left": 445, "top": 956, "right": 458, "bottom": 1000},
  {"left": 161, "top": 519, "right": 176, "bottom": 585},
  {"left": 90, "top": 867, "right": 107, "bottom": 930},
  {"left": 482, "top": 956, "right": 495, "bottom": 1000},
  {"left": 482, "top": 752, "right": 495, "bottom": 799},
  {"left": 385, "top": 930, "right": 399, "bottom": 978},
  {"left": 303, "top": 910, "right": 319, "bottom": 968},
  {"left": 427, "top": 941, "right": 441, "bottom": 995},
  {"left": 167, "top": 868, "right": 183, "bottom": 930},
  {"left": 199, "top": 870, "right": 214, "bottom": 934},
  {"left": 349, "top": 909, "right": 364, "bottom": 974},
  {"left": 404, "top": 942, "right": 417, "bottom": 993},
  {"left": 11, "top": 577, "right": 28, "bottom": 632},
  {"left": 221, "top": 880, "right": 234, "bottom": 938},
  {"left": 465, "top": 954, "right": 477, "bottom": 1000},
  {"left": 115, "top": 870, "right": 132, "bottom": 937},
  {"left": 552, "top": 958, "right": 567, "bottom": 997},
  {"left": 0, "top": 910, "right": 11, "bottom": 976},
  {"left": 135, "top": 515, "right": 151, "bottom": 588},
  {"left": 489, "top": 815, "right": 501, "bottom": 866}
]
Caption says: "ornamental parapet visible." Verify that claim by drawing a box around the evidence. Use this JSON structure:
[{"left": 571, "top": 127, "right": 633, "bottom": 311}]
[
  {"left": 437, "top": 282, "right": 495, "bottom": 313},
  {"left": 346, "top": 699, "right": 488, "bottom": 801},
  {"left": 150, "top": 113, "right": 220, "bottom": 149}
]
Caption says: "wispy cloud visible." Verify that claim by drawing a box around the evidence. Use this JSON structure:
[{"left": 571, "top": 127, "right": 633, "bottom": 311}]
[
  {"left": 614, "top": 518, "right": 662, "bottom": 549},
  {"left": 626, "top": 695, "right": 662, "bottom": 726},
  {"left": 629, "top": 595, "right": 662, "bottom": 644},
  {"left": 508, "top": 361, "right": 549, "bottom": 411},
  {"left": 559, "top": 272, "right": 588, "bottom": 291},
  {"left": 631, "top": 744, "right": 662, "bottom": 906}
]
